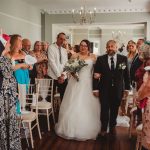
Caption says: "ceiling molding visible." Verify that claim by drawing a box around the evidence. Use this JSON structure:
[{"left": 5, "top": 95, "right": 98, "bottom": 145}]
[{"left": 41, "top": 8, "right": 148, "bottom": 14}]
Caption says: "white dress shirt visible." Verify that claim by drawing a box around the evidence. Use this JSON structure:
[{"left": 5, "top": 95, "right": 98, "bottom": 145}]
[
  {"left": 47, "top": 43, "right": 68, "bottom": 80},
  {"left": 108, "top": 53, "right": 117, "bottom": 69}
]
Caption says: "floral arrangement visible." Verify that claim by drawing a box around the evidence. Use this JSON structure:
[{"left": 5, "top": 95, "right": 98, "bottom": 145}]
[
  {"left": 118, "top": 63, "right": 126, "bottom": 70},
  {"left": 64, "top": 57, "right": 88, "bottom": 81}
]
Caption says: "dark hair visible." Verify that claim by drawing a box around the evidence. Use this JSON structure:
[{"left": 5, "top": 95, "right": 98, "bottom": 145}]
[
  {"left": 138, "top": 39, "right": 145, "bottom": 42},
  {"left": 57, "top": 32, "right": 66, "bottom": 38},
  {"left": 80, "top": 39, "right": 91, "bottom": 51}
]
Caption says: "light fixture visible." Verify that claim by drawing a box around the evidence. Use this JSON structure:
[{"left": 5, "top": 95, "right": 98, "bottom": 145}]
[
  {"left": 112, "top": 30, "right": 126, "bottom": 41},
  {"left": 72, "top": 0, "right": 96, "bottom": 24}
]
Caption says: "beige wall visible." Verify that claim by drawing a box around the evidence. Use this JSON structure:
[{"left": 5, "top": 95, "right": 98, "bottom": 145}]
[
  {"left": 43, "top": 12, "right": 150, "bottom": 43},
  {"left": 0, "top": 0, "right": 41, "bottom": 44}
]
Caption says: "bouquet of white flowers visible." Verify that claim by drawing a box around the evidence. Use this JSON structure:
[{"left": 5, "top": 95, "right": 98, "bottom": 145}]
[{"left": 64, "top": 57, "right": 88, "bottom": 81}]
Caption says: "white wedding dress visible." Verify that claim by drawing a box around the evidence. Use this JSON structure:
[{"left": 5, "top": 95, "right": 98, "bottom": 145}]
[{"left": 55, "top": 59, "right": 101, "bottom": 140}]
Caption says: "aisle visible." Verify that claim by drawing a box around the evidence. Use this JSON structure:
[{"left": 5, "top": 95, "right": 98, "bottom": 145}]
[{"left": 22, "top": 124, "right": 136, "bottom": 150}]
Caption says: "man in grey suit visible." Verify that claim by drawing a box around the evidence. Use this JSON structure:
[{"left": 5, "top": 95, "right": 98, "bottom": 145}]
[{"left": 93, "top": 40, "right": 130, "bottom": 136}]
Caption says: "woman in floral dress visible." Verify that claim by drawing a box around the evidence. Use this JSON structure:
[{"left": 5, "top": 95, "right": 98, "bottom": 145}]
[
  {"left": 136, "top": 42, "right": 150, "bottom": 150},
  {"left": 0, "top": 34, "right": 22, "bottom": 150},
  {"left": 137, "top": 66, "right": 150, "bottom": 150},
  {"left": 32, "top": 41, "right": 48, "bottom": 79}
]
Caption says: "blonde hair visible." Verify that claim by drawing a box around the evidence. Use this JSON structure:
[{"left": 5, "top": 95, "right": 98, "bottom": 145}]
[{"left": 9, "top": 34, "right": 23, "bottom": 56}]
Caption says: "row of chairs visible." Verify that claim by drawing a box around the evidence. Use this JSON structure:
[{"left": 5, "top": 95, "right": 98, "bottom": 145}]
[
  {"left": 17, "top": 78, "right": 58, "bottom": 149},
  {"left": 125, "top": 87, "right": 143, "bottom": 150}
]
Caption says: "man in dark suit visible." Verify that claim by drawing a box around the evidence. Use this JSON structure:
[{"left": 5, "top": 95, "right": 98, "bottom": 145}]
[{"left": 93, "top": 40, "right": 130, "bottom": 136}]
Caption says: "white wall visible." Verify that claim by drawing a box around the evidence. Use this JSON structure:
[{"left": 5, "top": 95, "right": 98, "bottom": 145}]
[
  {"left": 43, "top": 12, "right": 150, "bottom": 45},
  {"left": 0, "top": 0, "right": 41, "bottom": 44}
]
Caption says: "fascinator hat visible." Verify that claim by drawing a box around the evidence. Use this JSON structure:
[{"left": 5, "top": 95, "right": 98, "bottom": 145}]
[{"left": 0, "top": 34, "right": 10, "bottom": 56}]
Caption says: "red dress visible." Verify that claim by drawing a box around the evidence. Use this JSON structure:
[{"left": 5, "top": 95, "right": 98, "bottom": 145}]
[{"left": 135, "top": 64, "right": 145, "bottom": 90}]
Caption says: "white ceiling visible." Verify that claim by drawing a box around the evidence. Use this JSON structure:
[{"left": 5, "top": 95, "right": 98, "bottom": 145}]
[{"left": 23, "top": 0, "right": 150, "bottom": 14}]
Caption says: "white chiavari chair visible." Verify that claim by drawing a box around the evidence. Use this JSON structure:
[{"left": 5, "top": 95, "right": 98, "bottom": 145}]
[
  {"left": 18, "top": 83, "right": 42, "bottom": 149},
  {"left": 31, "top": 78, "right": 55, "bottom": 131}
]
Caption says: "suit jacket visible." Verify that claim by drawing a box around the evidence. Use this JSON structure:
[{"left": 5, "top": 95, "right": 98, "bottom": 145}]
[
  {"left": 47, "top": 43, "right": 68, "bottom": 80},
  {"left": 93, "top": 54, "right": 130, "bottom": 103},
  {"left": 130, "top": 53, "right": 143, "bottom": 83}
]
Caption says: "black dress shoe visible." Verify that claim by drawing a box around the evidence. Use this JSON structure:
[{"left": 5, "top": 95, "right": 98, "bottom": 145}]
[
  {"left": 96, "top": 134, "right": 101, "bottom": 140},
  {"left": 100, "top": 131, "right": 107, "bottom": 137}
]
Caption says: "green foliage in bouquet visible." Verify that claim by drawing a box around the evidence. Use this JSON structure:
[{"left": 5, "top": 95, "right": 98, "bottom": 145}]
[{"left": 64, "top": 57, "right": 88, "bottom": 81}]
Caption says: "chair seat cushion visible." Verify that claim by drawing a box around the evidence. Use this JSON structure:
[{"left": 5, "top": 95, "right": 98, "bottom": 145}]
[
  {"left": 22, "top": 111, "right": 36, "bottom": 122},
  {"left": 31, "top": 101, "right": 52, "bottom": 109}
]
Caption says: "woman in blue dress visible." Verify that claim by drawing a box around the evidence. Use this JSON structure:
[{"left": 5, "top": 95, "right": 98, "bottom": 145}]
[{"left": 8, "top": 34, "right": 32, "bottom": 85}]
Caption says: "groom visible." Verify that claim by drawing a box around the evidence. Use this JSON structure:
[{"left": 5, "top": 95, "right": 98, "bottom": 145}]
[{"left": 93, "top": 40, "right": 130, "bottom": 136}]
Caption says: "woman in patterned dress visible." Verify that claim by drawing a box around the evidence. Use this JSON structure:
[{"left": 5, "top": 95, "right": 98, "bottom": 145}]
[
  {"left": 136, "top": 42, "right": 150, "bottom": 150},
  {"left": 0, "top": 34, "right": 22, "bottom": 150},
  {"left": 137, "top": 66, "right": 150, "bottom": 150},
  {"left": 32, "top": 41, "right": 48, "bottom": 79}
]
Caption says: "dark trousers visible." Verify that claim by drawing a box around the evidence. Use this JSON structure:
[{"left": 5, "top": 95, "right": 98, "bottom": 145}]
[
  {"left": 48, "top": 76, "right": 67, "bottom": 101},
  {"left": 100, "top": 87, "right": 120, "bottom": 131},
  {"left": 54, "top": 79, "right": 68, "bottom": 101}
]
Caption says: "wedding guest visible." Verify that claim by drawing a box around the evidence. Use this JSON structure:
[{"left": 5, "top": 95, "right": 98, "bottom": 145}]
[
  {"left": 41, "top": 41, "right": 49, "bottom": 56},
  {"left": 136, "top": 65, "right": 150, "bottom": 150},
  {"left": 55, "top": 39, "right": 100, "bottom": 140},
  {"left": 32, "top": 41, "right": 48, "bottom": 79},
  {"left": 62, "top": 40, "right": 75, "bottom": 59},
  {"left": 134, "top": 41, "right": 150, "bottom": 125},
  {"left": 73, "top": 44, "right": 80, "bottom": 53},
  {"left": 0, "top": 34, "right": 22, "bottom": 150},
  {"left": 47, "top": 32, "right": 68, "bottom": 100},
  {"left": 130, "top": 39, "right": 144, "bottom": 85},
  {"left": 127, "top": 40, "right": 137, "bottom": 69},
  {"left": 8, "top": 34, "right": 32, "bottom": 85},
  {"left": 22, "top": 38, "right": 32, "bottom": 55},
  {"left": 93, "top": 40, "right": 130, "bottom": 136},
  {"left": 22, "top": 38, "right": 37, "bottom": 83}
]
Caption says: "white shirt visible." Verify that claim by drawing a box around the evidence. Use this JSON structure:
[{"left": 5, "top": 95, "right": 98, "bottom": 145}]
[
  {"left": 108, "top": 53, "right": 117, "bottom": 69},
  {"left": 47, "top": 43, "right": 68, "bottom": 80}
]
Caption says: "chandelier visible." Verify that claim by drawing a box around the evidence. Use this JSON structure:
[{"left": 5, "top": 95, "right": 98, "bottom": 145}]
[
  {"left": 112, "top": 31, "right": 126, "bottom": 41},
  {"left": 72, "top": 0, "right": 96, "bottom": 24}
]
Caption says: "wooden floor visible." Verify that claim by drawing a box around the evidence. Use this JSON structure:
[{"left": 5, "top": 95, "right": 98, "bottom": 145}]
[{"left": 22, "top": 119, "right": 137, "bottom": 150}]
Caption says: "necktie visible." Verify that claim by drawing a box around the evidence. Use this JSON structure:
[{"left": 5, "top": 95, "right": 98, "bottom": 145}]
[
  {"left": 110, "top": 56, "right": 115, "bottom": 71},
  {"left": 58, "top": 47, "right": 62, "bottom": 64},
  {"left": 110, "top": 56, "right": 115, "bottom": 86}
]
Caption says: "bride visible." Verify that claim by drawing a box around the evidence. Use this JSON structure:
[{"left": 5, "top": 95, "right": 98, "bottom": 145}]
[{"left": 55, "top": 39, "right": 101, "bottom": 140}]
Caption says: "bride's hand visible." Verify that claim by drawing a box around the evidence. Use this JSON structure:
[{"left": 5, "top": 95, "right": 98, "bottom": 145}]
[
  {"left": 94, "top": 73, "right": 101, "bottom": 79},
  {"left": 93, "top": 91, "right": 99, "bottom": 97}
]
